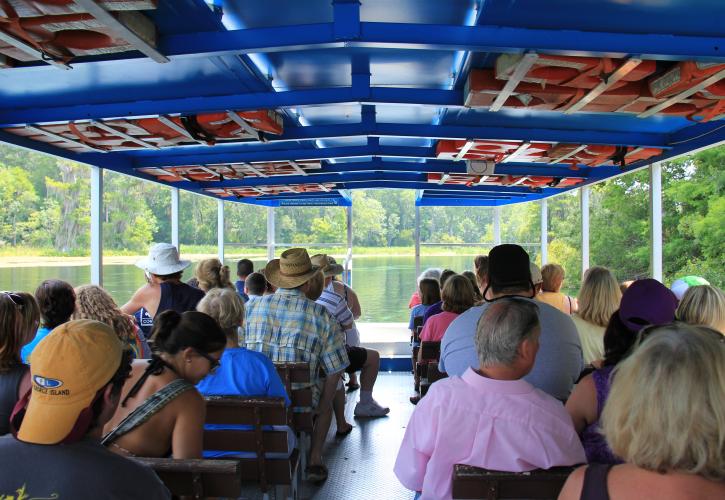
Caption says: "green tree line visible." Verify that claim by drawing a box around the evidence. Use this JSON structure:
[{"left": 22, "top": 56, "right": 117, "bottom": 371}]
[{"left": 0, "top": 144, "right": 722, "bottom": 288}]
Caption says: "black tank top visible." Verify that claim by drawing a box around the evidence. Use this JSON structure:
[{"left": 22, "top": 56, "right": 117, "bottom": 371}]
[
  {"left": 157, "top": 282, "right": 205, "bottom": 318},
  {"left": 580, "top": 463, "right": 614, "bottom": 500},
  {"left": 0, "top": 364, "right": 27, "bottom": 436}
]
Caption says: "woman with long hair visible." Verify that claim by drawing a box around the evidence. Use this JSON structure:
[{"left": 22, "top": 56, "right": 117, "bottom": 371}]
[
  {"left": 72, "top": 285, "right": 151, "bottom": 359},
  {"left": 0, "top": 292, "right": 39, "bottom": 436},
  {"left": 571, "top": 267, "right": 622, "bottom": 365},
  {"left": 676, "top": 285, "right": 725, "bottom": 334},
  {"left": 103, "top": 310, "right": 226, "bottom": 458}
]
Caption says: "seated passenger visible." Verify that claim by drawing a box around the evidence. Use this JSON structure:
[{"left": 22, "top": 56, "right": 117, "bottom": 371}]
[
  {"left": 440, "top": 244, "right": 583, "bottom": 402},
  {"left": 676, "top": 284, "right": 725, "bottom": 334},
  {"left": 244, "top": 248, "right": 349, "bottom": 483},
  {"left": 565, "top": 279, "right": 677, "bottom": 464},
  {"left": 409, "top": 278, "right": 440, "bottom": 336},
  {"left": 72, "top": 285, "right": 151, "bottom": 359},
  {"left": 461, "top": 270, "right": 482, "bottom": 302},
  {"left": 311, "top": 254, "right": 389, "bottom": 418},
  {"left": 559, "top": 324, "right": 725, "bottom": 500},
  {"left": 395, "top": 299, "right": 585, "bottom": 500},
  {"left": 102, "top": 311, "right": 226, "bottom": 458},
  {"left": 0, "top": 320, "right": 169, "bottom": 499},
  {"left": 196, "top": 288, "right": 289, "bottom": 403},
  {"left": 21, "top": 279, "right": 75, "bottom": 363},
  {"left": 408, "top": 268, "right": 442, "bottom": 309},
  {"left": 0, "top": 292, "right": 39, "bottom": 436},
  {"left": 669, "top": 275, "right": 709, "bottom": 301},
  {"left": 538, "top": 263, "right": 577, "bottom": 314},
  {"left": 570, "top": 266, "right": 622, "bottom": 366},
  {"left": 244, "top": 271, "right": 267, "bottom": 304},
  {"left": 421, "top": 269, "right": 456, "bottom": 325},
  {"left": 420, "top": 275, "right": 477, "bottom": 343},
  {"left": 235, "top": 258, "right": 254, "bottom": 302},
  {"left": 194, "top": 258, "right": 235, "bottom": 293},
  {"left": 120, "top": 243, "right": 205, "bottom": 337}
]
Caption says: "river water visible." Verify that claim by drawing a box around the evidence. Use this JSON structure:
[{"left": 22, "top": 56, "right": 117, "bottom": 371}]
[{"left": 0, "top": 255, "right": 480, "bottom": 323}]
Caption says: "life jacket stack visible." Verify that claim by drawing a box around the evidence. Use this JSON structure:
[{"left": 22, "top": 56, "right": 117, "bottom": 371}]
[
  {"left": 427, "top": 173, "right": 584, "bottom": 190},
  {"left": 139, "top": 160, "right": 322, "bottom": 183},
  {"left": 205, "top": 183, "right": 336, "bottom": 199},
  {"left": 466, "top": 54, "right": 725, "bottom": 122},
  {"left": 435, "top": 139, "right": 663, "bottom": 168},
  {"left": 0, "top": 1, "right": 159, "bottom": 66},
  {"left": 3, "top": 110, "right": 285, "bottom": 151}
]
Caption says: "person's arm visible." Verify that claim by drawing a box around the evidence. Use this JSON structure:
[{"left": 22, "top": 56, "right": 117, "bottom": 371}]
[
  {"left": 564, "top": 375, "right": 598, "bottom": 434},
  {"left": 557, "top": 466, "right": 587, "bottom": 500},
  {"left": 120, "top": 285, "right": 151, "bottom": 315},
  {"left": 346, "top": 286, "right": 362, "bottom": 320},
  {"left": 170, "top": 390, "right": 206, "bottom": 459}
]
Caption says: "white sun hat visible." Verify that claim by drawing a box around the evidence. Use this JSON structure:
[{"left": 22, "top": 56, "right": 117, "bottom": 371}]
[{"left": 135, "top": 243, "right": 191, "bottom": 276}]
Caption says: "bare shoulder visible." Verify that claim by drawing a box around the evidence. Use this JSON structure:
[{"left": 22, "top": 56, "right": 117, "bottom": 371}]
[{"left": 557, "top": 465, "right": 586, "bottom": 500}]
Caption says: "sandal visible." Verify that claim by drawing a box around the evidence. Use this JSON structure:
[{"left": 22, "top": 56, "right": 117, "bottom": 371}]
[
  {"left": 336, "top": 423, "right": 354, "bottom": 437},
  {"left": 409, "top": 395, "right": 421, "bottom": 405},
  {"left": 346, "top": 382, "right": 360, "bottom": 392},
  {"left": 306, "top": 464, "right": 328, "bottom": 483}
]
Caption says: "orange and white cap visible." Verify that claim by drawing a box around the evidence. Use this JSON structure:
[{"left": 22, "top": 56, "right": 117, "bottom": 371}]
[{"left": 17, "top": 319, "right": 123, "bottom": 445}]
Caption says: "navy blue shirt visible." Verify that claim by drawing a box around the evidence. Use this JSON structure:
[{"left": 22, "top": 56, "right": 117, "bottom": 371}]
[{"left": 235, "top": 280, "right": 249, "bottom": 303}]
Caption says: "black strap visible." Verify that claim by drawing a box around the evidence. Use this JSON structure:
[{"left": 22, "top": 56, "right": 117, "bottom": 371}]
[
  {"left": 121, "top": 355, "right": 175, "bottom": 407},
  {"left": 581, "top": 463, "right": 613, "bottom": 500}
]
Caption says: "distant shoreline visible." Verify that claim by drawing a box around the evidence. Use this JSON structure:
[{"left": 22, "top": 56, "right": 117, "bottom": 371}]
[{"left": 0, "top": 251, "right": 485, "bottom": 268}]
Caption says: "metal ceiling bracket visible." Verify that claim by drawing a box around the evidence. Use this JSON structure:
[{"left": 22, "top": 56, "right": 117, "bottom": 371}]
[
  {"left": 638, "top": 67, "right": 725, "bottom": 118},
  {"left": 550, "top": 144, "right": 588, "bottom": 164},
  {"left": 72, "top": 0, "right": 169, "bottom": 63},
  {"left": 227, "top": 111, "right": 262, "bottom": 141},
  {"left": 564, "top": 58, "right": 643, "bottom": 114},
  {"left": 240, "top": 163, "right": 268, "bottom": 177},
  {"left": 438, "top": 174, "right": 450, "bottom": 185},
  {"left": 502, "top": 142, "right": 531, "bottom": 163},
  {"left": 288, "top": 160, "right": 309, "bottom": 175},
  {"left": 454, "top": 140, "right": 475, "bottom": 161},
  {"left": 89, "top": 120, "right": 159, "bottom": 149},
  {"left": 490, "top": 52, "right": 539, "bottom": 112},
  {"left": 0, "top": 31, "right": 71, "bottom": 70},
  {"left": 156, "top": 116, "right": 206, "bottom": 144}
]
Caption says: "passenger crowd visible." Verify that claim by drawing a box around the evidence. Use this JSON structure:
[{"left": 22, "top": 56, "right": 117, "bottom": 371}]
[{"left": 0, "top": 241, "right": 723, "bottom": 499}]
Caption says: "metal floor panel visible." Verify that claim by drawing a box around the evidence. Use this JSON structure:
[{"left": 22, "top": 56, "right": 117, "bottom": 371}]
[{"left": 304, "top": 372, "right": 416, "bottom": 500}]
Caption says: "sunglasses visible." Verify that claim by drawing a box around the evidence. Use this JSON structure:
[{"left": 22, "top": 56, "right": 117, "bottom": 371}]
[
  {"left": 194, "top": 349, "right": 221, "bottom": 374},
  {"left": 0, "top": 291, "right": 24, "bottom": 309}
]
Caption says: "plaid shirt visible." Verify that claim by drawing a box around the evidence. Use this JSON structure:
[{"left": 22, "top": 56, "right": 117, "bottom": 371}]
[{"left": 244, "top": 287, "right": 349, "bottom": 404}]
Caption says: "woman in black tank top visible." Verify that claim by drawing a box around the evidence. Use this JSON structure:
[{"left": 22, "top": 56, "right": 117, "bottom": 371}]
[{"left": 0, "top": 292, "right": 40, "bottom": 436}]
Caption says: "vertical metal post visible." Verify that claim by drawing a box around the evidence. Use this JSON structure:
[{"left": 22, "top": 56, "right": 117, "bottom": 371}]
[
  {"left": 217, "top": 199, "right": 225, "bottom": 263},
  {"left": 171, "top": 187, "right": 180, "bottom": 250},
  {"left": 90, "top": 166, "right": 103, "bottom": 286},
  {"left": 581, "top": 186, "right": 590, "bottom": 279},
  {"left": 345, "top": 205, "right": 353, "bottom": 286},
  {"left": 540, "top": 199, "right": 548, "bottom": 265},
  {"left": 414, "top": 205, "right": 421, "bottom": 278},
  {"left": 266, "top": 206, "right": 275, "bottom": 261},
  {"left": 649, "top": 162, "right": 663, "bottom": 282},
  {"left": 493, "top": 206, "right": 502, "bottom": 246}
]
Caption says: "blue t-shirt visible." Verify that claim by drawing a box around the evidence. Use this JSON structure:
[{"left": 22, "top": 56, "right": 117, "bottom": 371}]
[
  {"left": 408, "top": 303, "right": 431, "bottom": 330},
  {"left": 235, "top": 280, "right": 249, "bottom": 303},
  {"left": 196, "top": 347, "right": 290, "bottom": 405},
  {"left": 439, "top": 299, "right": 583, "bottom": 402},
  {"left": 21, "top": 327, "right": 52, "bottom": 364}
]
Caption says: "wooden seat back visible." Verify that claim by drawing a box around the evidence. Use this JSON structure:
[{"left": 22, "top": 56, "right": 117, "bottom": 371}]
[
  {"left": 420, "top": 340, "right": 441, "bottom": 361},
  {"left": 274, "top": 362, "right": 314, "bottom": 434},
  {"left": 132, "top": 457, "right": 243, "bottom": 499},
  {"left": 452, "top": 465, "right": 576, "bottom": 499},
  {"left": 204, "top": 396, "right": 297, "bottom": 492}
]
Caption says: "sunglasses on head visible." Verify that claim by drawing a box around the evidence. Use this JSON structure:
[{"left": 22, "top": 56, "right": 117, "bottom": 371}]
[{"left": 0, "top": 291, "right": 24, "bottom": 309}]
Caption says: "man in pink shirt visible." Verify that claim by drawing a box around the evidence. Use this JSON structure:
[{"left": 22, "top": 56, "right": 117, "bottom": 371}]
[{"left": 395, "top": 298, "right": 586, "bottom": 499}]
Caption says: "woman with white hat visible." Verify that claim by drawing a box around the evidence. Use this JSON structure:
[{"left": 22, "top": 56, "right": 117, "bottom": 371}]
[{"left": 121, "top": 243, "right": 205, "bottom": 333}]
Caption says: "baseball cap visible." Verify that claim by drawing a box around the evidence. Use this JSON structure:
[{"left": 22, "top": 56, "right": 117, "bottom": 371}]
[
  {"left": 16, "top": 319, "right": 124, "bottom": 445},
  {"left": 670, "top": 275, "right": 710, "bottom": 301},
  {"left": 618, "top": 279, "right": 678, "bottom": 333},
  {"left": 483, "top": 244, "right": 534, "bottom": 301}
]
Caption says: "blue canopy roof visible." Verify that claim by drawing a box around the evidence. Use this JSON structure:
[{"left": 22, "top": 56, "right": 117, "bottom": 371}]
[{"left": 1, "top": 0, "right": 723, "bottom": 206}]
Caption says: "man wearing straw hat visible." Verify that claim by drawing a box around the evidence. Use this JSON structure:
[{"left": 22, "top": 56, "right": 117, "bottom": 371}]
[
  {"left": 121, "top": 243, "right": 205, "bottom": 335},
  {"left": 245, "top": 248, "right": 350, "bottom": 483}
]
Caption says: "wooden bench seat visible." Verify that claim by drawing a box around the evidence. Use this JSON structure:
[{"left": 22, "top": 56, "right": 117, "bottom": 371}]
[
  {"left": 132, "top": 457, "right": 243, "bottom": 499},
  {"left": 452, "top": 464, "right": 576, "bottom": 499}
]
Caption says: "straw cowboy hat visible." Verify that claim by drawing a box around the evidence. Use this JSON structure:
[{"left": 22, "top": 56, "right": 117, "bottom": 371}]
[
  {"left": 135, "top": 243, "right": 191, "bottom": 276},
  {"left": 310, "top": 254, "right": 344, "bottom": 278},
  {"left": 265, "top": 248, "right": 320, "bottom": 289}
]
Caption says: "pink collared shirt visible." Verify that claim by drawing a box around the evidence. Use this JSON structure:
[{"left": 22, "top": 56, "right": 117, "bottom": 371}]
[{"left": 394, "top": 368, "right": 586, "bottom": 500}]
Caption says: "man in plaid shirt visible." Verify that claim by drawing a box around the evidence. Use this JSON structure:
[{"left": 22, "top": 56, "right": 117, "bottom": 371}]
[{"left": 244, "top": 248, "right": 349, "bottom": 483}]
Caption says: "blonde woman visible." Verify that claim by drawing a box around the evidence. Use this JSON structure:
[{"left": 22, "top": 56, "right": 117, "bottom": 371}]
[
  {"left": 73, "top": 285, "right": 151, "bottom": 359},
  {"left": 194, "top": 258, "right": 235, "bottom": 292},
  {"left": 676, "top": 285, "right": 725, "bottom": 334},
  {"left": 559, "top": 324, "right": 725, "bottom": 499},
  {"left": 571, "top": 267, "right": 622, "bottom": 365},
  {"left": 538, "top": 264, "right": 577, "bottom": 314}
]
